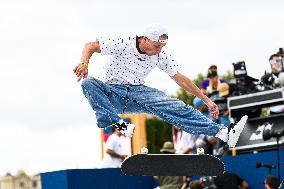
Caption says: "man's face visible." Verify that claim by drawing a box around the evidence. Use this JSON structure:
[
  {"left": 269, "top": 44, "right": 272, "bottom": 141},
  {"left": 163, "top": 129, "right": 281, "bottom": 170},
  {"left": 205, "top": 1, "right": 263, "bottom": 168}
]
[
  {"left": 143, "top": 38, "right": 166, "bottom": 56},
  {"left": 270, "top": 55, "right": 283, "bottom": 73}
]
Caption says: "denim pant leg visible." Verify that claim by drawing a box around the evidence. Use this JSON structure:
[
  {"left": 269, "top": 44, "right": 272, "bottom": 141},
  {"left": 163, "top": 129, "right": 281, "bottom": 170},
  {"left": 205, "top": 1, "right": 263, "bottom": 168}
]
[
  {"left": 220, "top": 115, "right": 231, "bottom": 127},
  {"left": 81, "top": 77, "right": 126, "bottom": 128},
  {"left": 126, "top": 85, "right": 223, "bottom": 136}
]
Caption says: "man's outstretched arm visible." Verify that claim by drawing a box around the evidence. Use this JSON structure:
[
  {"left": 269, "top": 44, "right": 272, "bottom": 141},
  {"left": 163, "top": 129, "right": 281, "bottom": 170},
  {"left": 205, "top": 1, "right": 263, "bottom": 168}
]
[
  {"left": 73, "top": 40, "right": 101, "bottom": 82},
  {"left": 171, "top": 72, "right": 219, "bottom": 119}
]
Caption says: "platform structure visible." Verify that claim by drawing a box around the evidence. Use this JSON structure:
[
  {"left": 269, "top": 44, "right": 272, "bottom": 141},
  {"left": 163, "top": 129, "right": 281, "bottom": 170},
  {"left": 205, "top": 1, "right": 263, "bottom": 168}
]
[{"left": 41, "top": 168, "right": 158, "bottom": 189}]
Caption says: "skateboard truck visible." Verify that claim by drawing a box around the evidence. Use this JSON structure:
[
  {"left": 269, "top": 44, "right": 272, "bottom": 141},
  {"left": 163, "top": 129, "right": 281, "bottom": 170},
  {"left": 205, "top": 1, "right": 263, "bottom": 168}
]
[
  {"left": 140, "top": 147, "right": 148, "bottom": 154},
  {"left": 197, "top": 148, "right": 205, "bottom": 155}
]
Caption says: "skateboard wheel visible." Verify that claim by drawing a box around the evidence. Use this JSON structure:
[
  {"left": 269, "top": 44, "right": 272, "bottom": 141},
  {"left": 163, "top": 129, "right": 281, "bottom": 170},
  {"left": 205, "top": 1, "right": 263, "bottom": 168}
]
[
  {"left": 197, "top": 148, "right": 204, "bottom": 155},
  {"left": 140, "top": 147, "right": 148, "bottom": 154}
]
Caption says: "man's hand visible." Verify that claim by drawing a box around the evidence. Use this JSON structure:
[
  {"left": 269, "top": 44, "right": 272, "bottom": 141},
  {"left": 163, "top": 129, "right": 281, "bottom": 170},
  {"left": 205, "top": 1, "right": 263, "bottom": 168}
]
[
  {"left": 73, "top": 63, "right": 88, "bottom": 82},
  {"left": 120, "top": 154, "right": 128, "bottom": 161},
  {"left": 207, "top": 101, "right": 219, "bottom": 119}
]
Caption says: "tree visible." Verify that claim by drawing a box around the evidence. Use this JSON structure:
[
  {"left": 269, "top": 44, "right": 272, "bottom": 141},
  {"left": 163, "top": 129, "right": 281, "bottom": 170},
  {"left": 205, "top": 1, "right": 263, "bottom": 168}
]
[{"left": 145, "top": 117, "right": 172, "bottom": 154}]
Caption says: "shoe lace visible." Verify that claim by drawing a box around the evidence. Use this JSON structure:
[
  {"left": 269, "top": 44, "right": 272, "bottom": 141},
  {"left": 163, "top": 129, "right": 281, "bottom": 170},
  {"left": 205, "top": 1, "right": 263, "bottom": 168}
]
[{"left": 228, "top": 122, "right": 236, "bottom": 133}]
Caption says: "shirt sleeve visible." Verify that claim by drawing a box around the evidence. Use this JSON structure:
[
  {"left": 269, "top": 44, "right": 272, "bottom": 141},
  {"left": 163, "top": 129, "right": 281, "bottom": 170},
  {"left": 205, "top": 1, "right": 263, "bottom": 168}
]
[
  {"left": 156, "top": 50, "right": 180, "bottom": 76},
  {"left": 220, "top": 79, "right": 227, "bottom": 83},
  {"left": 200, "top": 80, "right": 209, "bottom": 89},
  {"left": 98, "top": 37, "right": 125, "bottom": 56}
]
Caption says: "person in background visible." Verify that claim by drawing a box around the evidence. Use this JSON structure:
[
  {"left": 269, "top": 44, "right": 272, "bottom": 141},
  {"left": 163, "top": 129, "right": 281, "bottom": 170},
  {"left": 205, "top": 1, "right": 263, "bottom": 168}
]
[
  {"left": 200, "top": 65, "right": 226, "bottom": 94},
  {"left": 193, "top": 97, "right": 210, "bottom": 118},
  {"left": 172, "top": 126, "right": 189, "bottom": 154},
  {"left": 188, "top": 180, "right": 204, "bottom": 189},
  {"left": 264, "top": 175, "right": 281, "bottom": 189},
  {"left": 101, "top": 128, "right": 128, "bottom": 168},
  {"left": 155, "top": 141, "right": 185, "bottom": 189},
  {"left": 214, "top": 172, "right": 249, "bottom": 189},
  {"left": 215, "top": 83, "right": 231, "bottom": 126},
  {"left": 268, "top": 53, "right": 284, "bottom": 114},
  {"left": 206, "top": 70, "right": 226, "bottom": 99},
  {"left": 269, "top": 54, "right": 283, "bottom": 77},
  {"left": 192, "top": 97, "right": 218, "bottom": 155}
]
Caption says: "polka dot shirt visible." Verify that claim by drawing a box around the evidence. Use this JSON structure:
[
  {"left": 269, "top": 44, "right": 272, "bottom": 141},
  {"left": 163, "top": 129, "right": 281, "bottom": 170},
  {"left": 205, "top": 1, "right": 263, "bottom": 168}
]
[{"left": 98, "top": 36, "right": 180, "bottom": 85}]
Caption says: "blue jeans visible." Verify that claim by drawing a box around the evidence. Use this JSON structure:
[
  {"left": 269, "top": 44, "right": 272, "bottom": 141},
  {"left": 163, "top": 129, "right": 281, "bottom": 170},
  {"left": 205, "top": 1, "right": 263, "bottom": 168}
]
[
  {"left": 220, "top": 115, "right": 231, "bottom": 127},
  {"left": 81, "top": 77, "right": 223, "bottom": 136}
]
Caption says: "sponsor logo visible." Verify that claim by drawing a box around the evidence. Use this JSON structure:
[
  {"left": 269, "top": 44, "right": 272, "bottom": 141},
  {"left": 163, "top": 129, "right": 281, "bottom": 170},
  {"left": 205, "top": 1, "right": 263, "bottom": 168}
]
[{"left": 249, "top": 122, "right": 273, "bottom": 141}]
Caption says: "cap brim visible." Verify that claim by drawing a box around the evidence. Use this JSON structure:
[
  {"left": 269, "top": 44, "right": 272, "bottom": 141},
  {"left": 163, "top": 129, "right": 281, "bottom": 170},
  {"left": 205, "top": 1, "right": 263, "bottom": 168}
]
[{"left": 219, "top": 90, "right": 229, "bottom": 97}]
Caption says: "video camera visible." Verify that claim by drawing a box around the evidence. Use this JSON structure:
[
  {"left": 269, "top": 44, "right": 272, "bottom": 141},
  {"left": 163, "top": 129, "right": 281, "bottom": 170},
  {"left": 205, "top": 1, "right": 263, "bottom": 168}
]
[{"left": 231, "top": 61, "right": 259, "bottom": 96}]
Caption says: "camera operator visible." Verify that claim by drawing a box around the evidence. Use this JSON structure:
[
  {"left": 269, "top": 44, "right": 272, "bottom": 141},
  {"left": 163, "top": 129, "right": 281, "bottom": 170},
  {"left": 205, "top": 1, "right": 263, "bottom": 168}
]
[
  {"left": 214, "top": 172, "right": 249, "bottom": 189},
  {"left": 269, "top": 53, "right": 283, "bottom": 77},
  {"left": 266, "top": 50, "right": 284, "bottom": 114},
  {"left": 262, "top": 49, "right": 284, "bottom": 90},
  {"left": 264, "top": 175, "right": 280, "bottom": 189},
  {"left": 261, "top": 53, "right": 283, "bottom": 91}
]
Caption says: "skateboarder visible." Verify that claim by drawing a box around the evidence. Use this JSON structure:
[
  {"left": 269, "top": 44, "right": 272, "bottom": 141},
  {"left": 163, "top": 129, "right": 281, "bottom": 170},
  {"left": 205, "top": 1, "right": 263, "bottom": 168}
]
[{"left": 73, "top": 24, "right": 248, "bottom": 148}]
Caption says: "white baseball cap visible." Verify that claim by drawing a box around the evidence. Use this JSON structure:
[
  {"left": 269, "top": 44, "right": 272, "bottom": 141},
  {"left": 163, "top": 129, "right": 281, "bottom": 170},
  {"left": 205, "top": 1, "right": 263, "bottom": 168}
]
[{"left": 143, "top": 24, "right": 168, "bottom": 44}]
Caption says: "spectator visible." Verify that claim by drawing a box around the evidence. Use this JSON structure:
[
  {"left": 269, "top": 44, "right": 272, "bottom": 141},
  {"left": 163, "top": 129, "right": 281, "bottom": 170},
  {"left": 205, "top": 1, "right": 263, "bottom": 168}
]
[
  {"left": 268, "top": 53, "right": 284, "bottom": 114},
  {"left": 215, "top": 83, "right": 231, "bottom": 126},
  {"left": 214, "top": 172, "right": 249, "bottom": 189},
  {"left": 200, "top": 65, "right": 226, "bottom": 94},
  {"left": 172, "top": 126, "right": 195, "bottom": 154},
  {"left": 193, "top": 97, "right": 210, "bottom": 118},
  {"left": 172, "top": 126, "right": 185, "bottom": 153},
  {"left": 101, "top": 128, "right": 128, "bottom": 168},
  {"left": 264, "top": 175, "right": 280, "bottom": 189},
  {"left": 155, "top": 141, "right": 185, "bottom": 189},
  {"left": 193, "top": 97, "right": 218, "bottom": 155},
  {"left": 180, "top": 134, "right": 215, "bottom": 154},
  {"left": 269, "top": 54, "right": 283, "bottom": 76},
  {"left": 206, "top": 70, "right": 226, "bottom": 99},
  {"left": 189, "top": 180, "right": 203, "bottom": 189}
]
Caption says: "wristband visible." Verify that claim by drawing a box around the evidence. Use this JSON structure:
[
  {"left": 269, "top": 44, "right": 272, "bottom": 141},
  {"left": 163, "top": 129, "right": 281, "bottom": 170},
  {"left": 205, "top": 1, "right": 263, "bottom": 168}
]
[{"left": 80, "top": 61, "right": 88, "bottom": 68}]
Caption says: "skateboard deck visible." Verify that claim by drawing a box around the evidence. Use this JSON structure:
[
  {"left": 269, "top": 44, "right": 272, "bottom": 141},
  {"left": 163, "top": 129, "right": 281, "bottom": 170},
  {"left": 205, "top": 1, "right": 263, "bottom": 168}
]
[{"left": 121, "top": 154, "right": 225, "bottom": 176}]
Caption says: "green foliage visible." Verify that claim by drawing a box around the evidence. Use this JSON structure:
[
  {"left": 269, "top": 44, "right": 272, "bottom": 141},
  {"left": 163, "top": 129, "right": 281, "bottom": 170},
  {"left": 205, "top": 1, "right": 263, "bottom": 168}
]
[
  {"left": 145, "top": 117, "right": 172, "bottom": 154},
  {"left": 220, "top": 70, "right": 234, "bottom": 82}
]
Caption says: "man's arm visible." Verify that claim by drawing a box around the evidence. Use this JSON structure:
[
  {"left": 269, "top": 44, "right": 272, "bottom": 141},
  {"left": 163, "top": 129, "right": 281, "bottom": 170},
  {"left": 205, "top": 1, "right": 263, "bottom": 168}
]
[
  {"left": 81, "top": 40, "right": 101, "bottom": 64},
  {"left": 181, "top": 147, "right": 193, "bottom": 154},
  {"left": 73, "top": 39, "right": 101, "bottom": 82},
  {"left": 106, "top": 149, "right": 127, "bottom": 160},
  {"left": 171, "top": 72, "right": 219, "bottom": 119}
]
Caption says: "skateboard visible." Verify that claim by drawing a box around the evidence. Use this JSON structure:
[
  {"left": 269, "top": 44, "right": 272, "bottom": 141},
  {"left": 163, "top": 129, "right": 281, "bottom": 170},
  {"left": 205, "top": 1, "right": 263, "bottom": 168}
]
[{"left": 121, "top": 154, "right": 225, "bottom": 176}]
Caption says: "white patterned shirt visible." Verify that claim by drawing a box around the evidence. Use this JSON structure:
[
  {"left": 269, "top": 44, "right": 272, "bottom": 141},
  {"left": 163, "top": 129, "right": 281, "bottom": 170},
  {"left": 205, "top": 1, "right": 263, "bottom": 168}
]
[{"left": 98, "top": 36, "right": 179, "bottom": 85}]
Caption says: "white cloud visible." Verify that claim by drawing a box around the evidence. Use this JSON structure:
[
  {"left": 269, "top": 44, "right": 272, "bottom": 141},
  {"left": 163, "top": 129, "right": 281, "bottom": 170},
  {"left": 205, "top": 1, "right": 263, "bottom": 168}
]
[{"left": 0, "top": 123, "right": 101, "bottom": 175}]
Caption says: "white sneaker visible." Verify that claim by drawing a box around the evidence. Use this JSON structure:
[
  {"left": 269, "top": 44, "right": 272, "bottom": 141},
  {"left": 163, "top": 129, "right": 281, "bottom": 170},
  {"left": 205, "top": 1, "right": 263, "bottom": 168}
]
[
  {"left": 227, "top": 115, "right": 248, "bottom": 148},
  {"left": 113, "top": 120, "right": 136, "bottom": 137}
]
